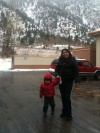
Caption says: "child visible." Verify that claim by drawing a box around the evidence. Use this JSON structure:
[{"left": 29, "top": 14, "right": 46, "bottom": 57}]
[{"left": 40, "top": 72, "right": 60, "bottom": 117}]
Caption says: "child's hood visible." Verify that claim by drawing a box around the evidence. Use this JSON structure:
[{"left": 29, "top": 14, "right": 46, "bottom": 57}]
[{"left": 44, "top": 73, "right": 52, "bottom": 80}]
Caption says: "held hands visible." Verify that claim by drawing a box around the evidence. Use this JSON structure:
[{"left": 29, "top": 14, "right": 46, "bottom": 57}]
[{"left": 56, "top": 75, "right": 62, "bottom": 84}]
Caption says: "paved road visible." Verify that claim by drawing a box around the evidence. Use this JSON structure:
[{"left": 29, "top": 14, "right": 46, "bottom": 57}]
[{"left": 0, "top": 71, "right": 100, "bottom": 133}]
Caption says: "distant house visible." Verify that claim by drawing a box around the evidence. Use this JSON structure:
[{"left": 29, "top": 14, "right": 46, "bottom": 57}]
[
  {"left": 88, "top": 29, "right": 100, "bottom": 67},
  {"left": 71, "top": 46, "right": 96, "bottom": 66}
]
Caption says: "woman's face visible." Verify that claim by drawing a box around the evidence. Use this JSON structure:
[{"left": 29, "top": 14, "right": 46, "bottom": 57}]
[{"left": 62, "top": 50, "right": 69, "bottom": 58}]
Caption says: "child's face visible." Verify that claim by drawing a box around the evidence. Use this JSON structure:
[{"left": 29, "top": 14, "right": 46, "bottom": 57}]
[{"left": 44, "top": 79, "right": 51, "bottom": 85}]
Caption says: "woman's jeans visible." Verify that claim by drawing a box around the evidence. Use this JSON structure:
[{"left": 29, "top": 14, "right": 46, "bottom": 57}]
[{"left": 59, "top": 79, "right": 73, "bottom": 117}]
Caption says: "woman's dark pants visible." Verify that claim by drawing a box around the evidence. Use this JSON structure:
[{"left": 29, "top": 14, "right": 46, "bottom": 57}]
[{"left": 59, "top": 79, "right": 73, "bottom": 117}]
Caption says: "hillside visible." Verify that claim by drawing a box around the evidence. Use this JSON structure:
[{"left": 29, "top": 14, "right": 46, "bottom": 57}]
[{"left": 0, "top": 0, "right": 100, "bottom": 48}]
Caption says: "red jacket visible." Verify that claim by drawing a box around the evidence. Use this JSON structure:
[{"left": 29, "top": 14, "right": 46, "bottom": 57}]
[{"left": 40, "top": 73, "right": 60, "bottom": 97}]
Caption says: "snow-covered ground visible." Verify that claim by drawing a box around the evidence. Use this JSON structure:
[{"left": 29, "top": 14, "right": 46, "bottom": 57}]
[
  {"left": 0, "top": 58, "right": 12, "bottom": 70},
  {"left": 14, "top": 47, "right": 60, "bottom": 57}
]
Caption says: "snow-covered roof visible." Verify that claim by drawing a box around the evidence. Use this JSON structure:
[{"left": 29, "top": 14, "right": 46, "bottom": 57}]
[{"left": 88, "top": 28, "right": 100, "bottom": 37}]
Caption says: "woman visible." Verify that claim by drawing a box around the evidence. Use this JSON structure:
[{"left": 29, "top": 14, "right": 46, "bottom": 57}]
[{"left": 55, "top": 49, "right": 80, "bottom": 121}]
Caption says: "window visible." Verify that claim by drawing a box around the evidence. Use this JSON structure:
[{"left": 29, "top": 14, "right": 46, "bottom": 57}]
[{"left": 84, "top": 61, "right": 92, "bottom": 67}]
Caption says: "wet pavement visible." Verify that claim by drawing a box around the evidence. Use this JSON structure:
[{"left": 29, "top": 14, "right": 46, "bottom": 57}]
[{"left": 0, "top": 71, "right": 100, "bottom": 133}]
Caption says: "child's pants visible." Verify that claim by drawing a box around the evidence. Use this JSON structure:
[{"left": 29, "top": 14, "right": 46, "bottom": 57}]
[{"left": 43, "top": 96, "right": 55, "bottom": 113}]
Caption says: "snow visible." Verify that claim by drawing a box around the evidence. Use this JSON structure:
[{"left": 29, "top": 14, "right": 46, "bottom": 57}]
[
  {"left": 82, "top": 16, "right": 88, "bottom": 25},
  {"left": 95, "top": 28, "right": 100, "bottom": 31},
  {"left": 1, "top": 0, "right": 99, "bottom": 48},
  {"left": 0, "top": 58, "right": 11, "bottom": 70}
]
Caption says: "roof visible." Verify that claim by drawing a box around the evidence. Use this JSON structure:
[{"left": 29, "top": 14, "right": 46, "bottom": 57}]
[{"left": 88, "top": 28, "right": 100, "bottom": 37}]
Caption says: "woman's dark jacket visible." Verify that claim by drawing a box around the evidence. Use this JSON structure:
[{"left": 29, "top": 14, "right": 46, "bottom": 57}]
[{"left": 55, "top": 57, "right": 80, "bottom": 83}]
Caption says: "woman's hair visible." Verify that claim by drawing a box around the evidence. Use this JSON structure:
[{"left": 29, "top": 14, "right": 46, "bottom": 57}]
[{"left": 60, "top": 48, "right": 72, "bottom": 59}]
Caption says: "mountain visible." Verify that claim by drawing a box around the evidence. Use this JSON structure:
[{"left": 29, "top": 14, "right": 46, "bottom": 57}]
[{"left": 0, "top": 0, "right": 100, "bottom": 48}]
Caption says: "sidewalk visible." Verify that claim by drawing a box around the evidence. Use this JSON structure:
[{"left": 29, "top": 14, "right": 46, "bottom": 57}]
[{"left": 0, "top": 71, "right": 100, "bottom": 133}]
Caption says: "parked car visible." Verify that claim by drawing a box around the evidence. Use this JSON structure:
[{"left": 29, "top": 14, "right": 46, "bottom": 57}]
[{"left": 49, "top": 58, "right": 100, "bottom": 80}]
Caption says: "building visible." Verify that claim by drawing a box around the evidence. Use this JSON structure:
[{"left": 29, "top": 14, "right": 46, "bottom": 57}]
[
  {"left": 88, "top": 29, "right": 100, "bottom": 67},
  {"left": 71, "top": 46, "right": 96, "bottom": 66}
]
